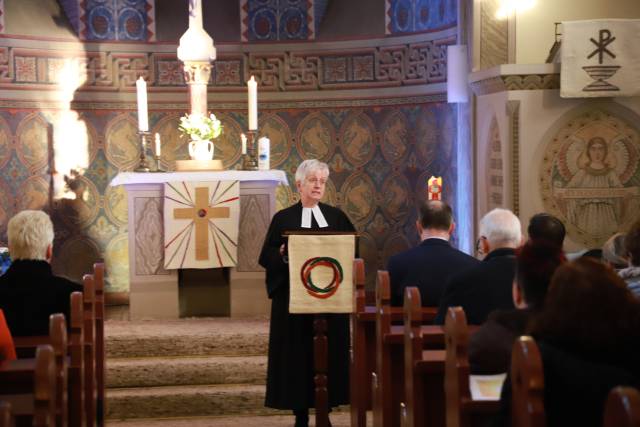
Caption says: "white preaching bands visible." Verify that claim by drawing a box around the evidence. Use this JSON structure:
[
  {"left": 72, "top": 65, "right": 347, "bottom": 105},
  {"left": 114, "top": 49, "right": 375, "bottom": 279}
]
[{"left": 301, "top": 205, "right": 329, "bottom": 228}]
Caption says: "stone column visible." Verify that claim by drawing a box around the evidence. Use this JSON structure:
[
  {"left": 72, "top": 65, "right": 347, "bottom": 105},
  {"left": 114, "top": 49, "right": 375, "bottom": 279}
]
[{"left": 183, "top": 61, "right": 212, "bottom": 116}]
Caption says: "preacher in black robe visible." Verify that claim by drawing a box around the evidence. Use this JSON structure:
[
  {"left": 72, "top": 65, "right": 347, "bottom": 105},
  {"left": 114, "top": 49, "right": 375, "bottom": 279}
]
[{"left": 259, "top": 161, "right": 355, "bottom": 415}]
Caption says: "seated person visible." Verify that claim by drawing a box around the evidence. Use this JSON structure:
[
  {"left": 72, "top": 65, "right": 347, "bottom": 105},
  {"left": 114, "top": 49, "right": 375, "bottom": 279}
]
[
  {"left": 497, "top": 258, "right": 640, "bottom": 427},
  {"left": 0, "top": 210, "right": 83, "bottom": 336},
  {"left": 619, "top": 218, "right": 640, "bottom": 297},
  {"left": 387, "top": 200, "right": 478, "bottom": 307},
  {"left": 527, "top": 213, "right": 566, "bottom": 249},
  {"left": 0, "top": 309, "right": 16, "bottom": 362},
  {"left": 434, "top": 208, "right": 522, "bottom": 325},
  {"left": 469, "top": 239, "right": 565, "bottom": 374},
  {"left": 602, "top": 232, "right": 628, "bottom": 270}
]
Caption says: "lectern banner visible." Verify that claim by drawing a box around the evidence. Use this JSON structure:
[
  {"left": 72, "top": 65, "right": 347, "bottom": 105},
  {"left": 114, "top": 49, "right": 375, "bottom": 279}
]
[
  {"left": 561, "top": 19, "right": 640, "bottom": 98},
  {"left": 164, "top": 180, "right": 240, "bottom": 269},
  {"left": 288, "top": 234, "right": 355, "bottom": 314}
]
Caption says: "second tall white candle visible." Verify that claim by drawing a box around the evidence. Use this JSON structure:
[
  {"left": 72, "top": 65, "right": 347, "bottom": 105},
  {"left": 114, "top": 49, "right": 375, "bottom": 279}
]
[{"left": 248, "top": 76, "right": 257, "bottom": 130}]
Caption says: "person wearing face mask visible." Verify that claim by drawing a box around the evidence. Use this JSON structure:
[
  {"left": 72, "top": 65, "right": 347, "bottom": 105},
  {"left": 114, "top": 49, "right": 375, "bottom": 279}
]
[{"left": 259, "top": 159, "right": 356, "bottom": 427}]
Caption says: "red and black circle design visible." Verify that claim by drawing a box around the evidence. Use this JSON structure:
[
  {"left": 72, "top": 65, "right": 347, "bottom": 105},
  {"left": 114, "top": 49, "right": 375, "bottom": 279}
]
[{"left": 300, "top": 257, "right": 344, "bottom": 299}]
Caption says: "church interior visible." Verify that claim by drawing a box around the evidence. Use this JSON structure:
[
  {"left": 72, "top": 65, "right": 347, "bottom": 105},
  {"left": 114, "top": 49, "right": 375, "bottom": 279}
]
[{"left": 0, "top": 0, "right": 639, "bottom": 425}]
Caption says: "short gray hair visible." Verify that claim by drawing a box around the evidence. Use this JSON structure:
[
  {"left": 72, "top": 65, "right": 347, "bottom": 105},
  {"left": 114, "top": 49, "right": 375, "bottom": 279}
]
[
  {"left": 479, "top": 208, "right": 522, "bottom": 248},
  {"left": 8, "top": 210, "right": 54, "bottom": 261},
  {"left": 295, "top": 159, "right": 329, "bottom": 184}
]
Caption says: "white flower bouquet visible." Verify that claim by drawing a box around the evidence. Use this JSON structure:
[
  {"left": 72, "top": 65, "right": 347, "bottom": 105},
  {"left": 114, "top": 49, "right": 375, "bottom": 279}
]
[{"left": 178, "top": 113, "right": 223, "bottom": 141}]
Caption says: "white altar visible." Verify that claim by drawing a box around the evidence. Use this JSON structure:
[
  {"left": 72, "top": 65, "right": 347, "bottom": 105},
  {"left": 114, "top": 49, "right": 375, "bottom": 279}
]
[{"left": 110, "top": 170, "right": 288, "bottom": 319}]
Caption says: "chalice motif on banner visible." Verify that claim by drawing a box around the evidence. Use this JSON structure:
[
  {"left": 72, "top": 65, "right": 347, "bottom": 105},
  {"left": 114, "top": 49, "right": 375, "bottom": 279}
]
[{"left": 582, "top": 29, "right": 620, "bottom": 92}]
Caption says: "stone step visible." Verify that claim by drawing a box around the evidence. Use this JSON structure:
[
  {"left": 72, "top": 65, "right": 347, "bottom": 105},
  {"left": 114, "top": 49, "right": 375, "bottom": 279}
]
[
  {"left": 106, "top": 412, "right": 354, "bottom": 426},
  {"left": 107, "top": 384, "right": 276, "bottom": 420},
  {"left": 107, "top": 355, "right": 267, "bottom": 388},
  {"left": 106, "top": 318, "right": 270, "bottom": 358}
]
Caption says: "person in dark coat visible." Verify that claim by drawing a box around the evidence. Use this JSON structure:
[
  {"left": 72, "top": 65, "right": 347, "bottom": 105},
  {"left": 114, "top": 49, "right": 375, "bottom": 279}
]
[
  {"left": 434, "top": 208, "right": 522, "bottom": 325},
  {"left": 387, "top": 200, "right": 478, "bottom": 307},
  {"left": 468, "top": 239, "right": 566, "bottom": 374},
  {"left": 259, "top": 159, "right": 355, "bottom": 427},
  {"left": 496, "top": 258, "right": 640, "bottom": 427},
  {"left": 0, "top": 210, "right": 83, "bottom": 336},
  {"left": 526, "top": 213, "right": 565, "bottom": 249}
]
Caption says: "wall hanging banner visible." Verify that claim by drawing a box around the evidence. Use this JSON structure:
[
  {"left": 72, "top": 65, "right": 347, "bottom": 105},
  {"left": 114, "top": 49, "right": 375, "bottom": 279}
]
[
  {"left": 164, "top": 180, "right": 240, "bottom": 269},
  {"left": 561, "top": 19, "right": 640, "bottom": 98},
  {"left": 288, "top": 234, "right": 355, "bottom": 314}
]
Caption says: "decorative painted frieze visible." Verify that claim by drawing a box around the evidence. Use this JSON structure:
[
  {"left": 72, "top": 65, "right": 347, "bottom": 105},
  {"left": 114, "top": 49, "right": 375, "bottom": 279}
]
[{"left": 385, "top": 0, "right": 457, "bottom": 35}]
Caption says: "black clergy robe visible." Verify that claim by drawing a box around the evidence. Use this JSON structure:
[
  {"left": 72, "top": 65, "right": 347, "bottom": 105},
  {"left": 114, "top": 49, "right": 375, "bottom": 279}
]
[{"left": 259, "top": 201, "right": 356, "bottom": 411}]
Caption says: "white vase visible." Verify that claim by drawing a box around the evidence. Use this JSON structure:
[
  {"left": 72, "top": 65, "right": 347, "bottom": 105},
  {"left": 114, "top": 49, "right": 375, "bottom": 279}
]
[{"left": 188, "top": 139, "right": 214, "bottom": 161}]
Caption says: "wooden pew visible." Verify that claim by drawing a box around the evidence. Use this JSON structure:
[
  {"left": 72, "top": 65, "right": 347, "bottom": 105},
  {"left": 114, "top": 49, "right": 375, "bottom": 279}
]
[
  {"left": 350, "top": 262, "right": 439, "bottom": 427},
  {"left": 0, "top": 345, "right": 57, "bottom": 427},
  {"left": 372, "top": 272, "right": 448, "bottom": 427},
  {"left": 604, "top": 387, "right": 640, "bottom": 427},
  {"left": 13, "top": 314, "right": 68, "bottom": 427},
  {"left": 83, "top": 274, "right": 97, "bottom": 427},
  {"left": 0, "top": 401, "right": 14, "bottom": 427},
  {"left": 93, "top": 262, "right": 106, "bottom": 427},
  {"left": 511, "top": 336, "right": 544, "bottom": 427},
  {"left": 444, "top": 307, "right": 500, "bottom": 427},
  {"left": 68, "top": 292, "right": 85, "bottom": 427},
  {"left": 401, "top": 287, "right": 446, "bottom": 427}
]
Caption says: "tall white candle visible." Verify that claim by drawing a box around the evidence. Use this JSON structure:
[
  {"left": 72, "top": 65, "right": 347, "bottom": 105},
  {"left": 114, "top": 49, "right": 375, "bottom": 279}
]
[
  {"left": 136, "top": 77, "right": 149, "bottom": 132},
  {"left": 248, "top": 76, "right": 258, "bottom": 130},
  {"left": 154, "top": 132, "right": 161, "bottom": 156},
  {"left": 241, "top": 133, "right": 247, "bottom": 155}
]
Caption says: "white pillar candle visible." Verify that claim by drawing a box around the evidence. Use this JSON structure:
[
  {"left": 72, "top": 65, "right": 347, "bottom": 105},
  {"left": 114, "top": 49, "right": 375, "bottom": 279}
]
[
  {"left": 248, "top": 76, "right": 258, "bottom": 130},
  {"left": 154, "top": 132, "right": 161, "bottom": 156},
  {"left": 136, "top": 77, "right": 149, "bottom": 132},
  {"left": 241, "top": 133, "right": 247, "bottom": 155}
]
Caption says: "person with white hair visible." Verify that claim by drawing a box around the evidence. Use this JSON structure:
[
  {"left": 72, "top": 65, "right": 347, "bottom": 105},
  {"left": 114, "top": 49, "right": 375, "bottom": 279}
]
[
  {"left": 0, "top": 210, "right": 82, "bottom": 336},
  {"left": 259, "top": 159, "right": 355, "bottom": 427},
  {"left": 434, "top": 208, "right": 522, "bottom": 325}
]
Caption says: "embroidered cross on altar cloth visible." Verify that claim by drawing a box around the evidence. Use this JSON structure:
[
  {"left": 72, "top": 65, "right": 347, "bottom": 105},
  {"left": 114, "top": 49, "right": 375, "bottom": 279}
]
[{"left": 163, "top": 181, "right": 240, "bottom": 269}]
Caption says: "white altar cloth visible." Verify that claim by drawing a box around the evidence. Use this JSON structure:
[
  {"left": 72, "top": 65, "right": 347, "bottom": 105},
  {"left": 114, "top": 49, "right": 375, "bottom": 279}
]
[{"left": 110, "top": 170, "right": 289, "bottom": 187}]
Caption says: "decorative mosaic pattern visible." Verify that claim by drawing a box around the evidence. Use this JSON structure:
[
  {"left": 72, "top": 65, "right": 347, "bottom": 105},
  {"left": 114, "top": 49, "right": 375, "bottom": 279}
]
[
  {"left": 386, "top": 0, "right": 457, "bottom": 35},
  {"left": 1, "top": 35, "right": 453, "bottom": 91},
  {"left": 480, "top": 0, "right": 508, "bottom": 69},
  {"left": 70, "top": 0, "right": 156, "bottom": 42},
  {"left": 0, "top": 101, "right": 457, "bottom": 291},
  {"left": 0, "top": 0, "right": 5, "bottom": 34},
  {"left": 241, "top": 0, "right": 314, "bottom": 42},
  {"left": 540, "top": 105, "right": 640, "bottom": 248},
  {"left": 486, "top": 116, "right": 504, "bottom": 210}
]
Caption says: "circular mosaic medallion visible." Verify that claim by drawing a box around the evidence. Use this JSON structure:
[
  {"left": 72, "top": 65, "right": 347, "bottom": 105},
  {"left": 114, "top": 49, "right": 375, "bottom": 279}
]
[
  {"left": 276, "top": 184, "right": 295, "bottom": 212},
  {"left": 540, "top": 106, "right": 640, "bottom": 247},
  {"left": 54, "top": 237, "right": 101, "bottom": 284},
  {"left": 118, "top": 8, "right": 144, "bottom": 40},
  {"left": 341, "top": 172, "right": 376, "bottom": 225},
  {"left": 104, "top": 184, "right": 128, "bottom": 226},
  {"left": 486, "top": 116, "right": 504, "bottom": 210},
  {"left": 17, "top": 175, "right": 49, "bottom": 211},
  {"left": 380, "top": 173, "right": 411, "bottom": 222},
  {"left": 214, "top": 114, "right": 242, "bottom": 169},
  {"left": 105, "top": 233, "right": 130, "bottom": 292},
  {"left": 87, "top": 6, "right": 114, "bottom": 40},
  {"left": 151, "top": 113, "right": 188, "bottom": 169},
  {"left": 251, "top": 8, "right": 277, "bottom": 40},
  {"left": 16, "top": 113, "right": 49, "bottom": 172},
  {"left": 415, "top": 108, "right": 438, "bottom": 166},
  {"left": 0, "top": 115, "right": 12, "bottom": 169},
  {"left": 105, "top": 114, "right": 141, "bottom": 171},
  {"left": 260, "top": 114, "right": 292, "bottom": 168},
  {"left": 380, "top": 111, "right": 410, "bottom": 165},
  {"left": 357, "top": 232, "right": 379, "bottom": 288},
  {"left": 393, "top": 0, "right": 413, "bottom": 32},
  {"left": 382, "top": 233, "right": 412, "bottom": 268},
  {"left": 339, "top": 112, "right": 376, "bottom": 167},
  {"left": 296, "top": 112, "right": 335, "bottom": 161},
  {"left": 54, "top": 175, "right": 100, "bottom": 229},
  {"left": 280, "top": 7, "right": 305, "bottom": 38}
]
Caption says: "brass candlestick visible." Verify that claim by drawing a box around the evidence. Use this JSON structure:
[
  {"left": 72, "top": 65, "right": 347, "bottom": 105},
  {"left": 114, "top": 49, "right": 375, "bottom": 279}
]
[
  {"left": 242, "top": 130, "right": 259, "bottom": 171},
  {"left": 134, "top": 131, "right": 152, "bottom": 172},
  {"left": 153, "top": 154, "right": 165, "bottom": 172}
]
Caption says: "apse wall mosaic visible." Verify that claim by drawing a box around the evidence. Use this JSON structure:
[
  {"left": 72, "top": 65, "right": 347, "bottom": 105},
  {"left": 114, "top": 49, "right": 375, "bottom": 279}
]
[
  {"left": 385, "top": 0, "right": 457, "bottom": 35},
  {"left": 0, "top": 102, "right": 458, "bottom": 291},
  {"left": 540, "top": 105, "right": 640, "bottom": 248},
  {"left": 241, "top": 0, "right": 315, "bottom": 42},
  {"left": 59, "top": 0, "right": 156, "bottom": 41}
]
